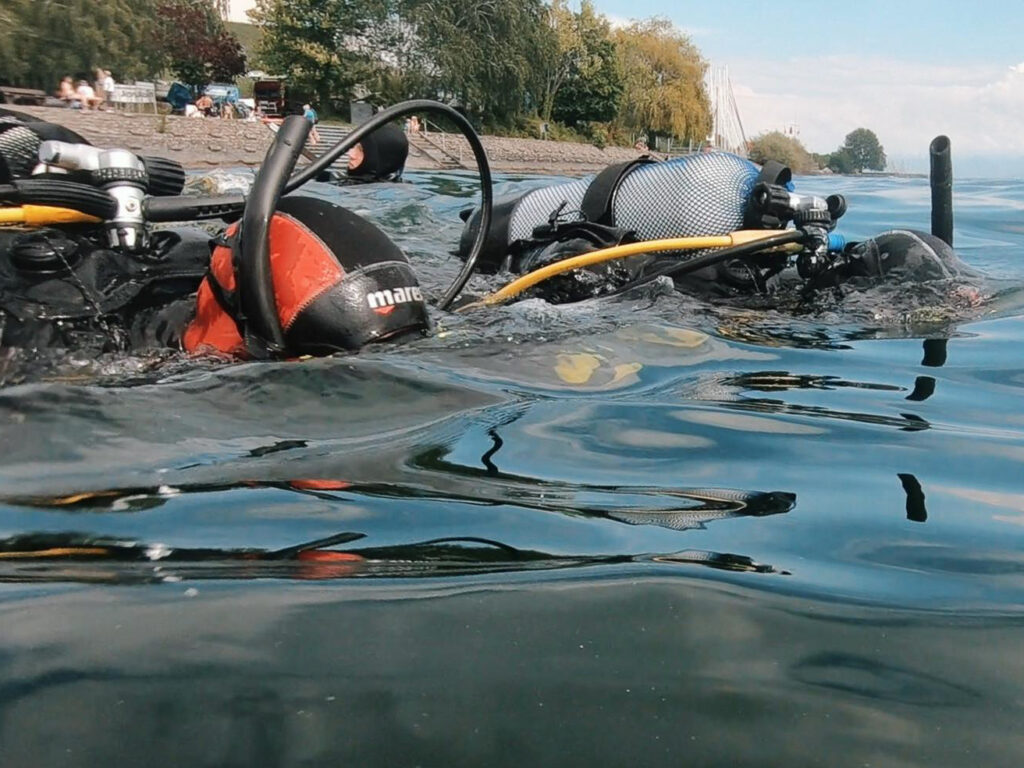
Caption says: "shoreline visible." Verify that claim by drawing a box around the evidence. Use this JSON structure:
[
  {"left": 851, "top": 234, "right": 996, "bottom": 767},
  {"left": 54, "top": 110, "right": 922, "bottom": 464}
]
[{"left": 10, "top": 105, "right": 648, "bottom": 175}]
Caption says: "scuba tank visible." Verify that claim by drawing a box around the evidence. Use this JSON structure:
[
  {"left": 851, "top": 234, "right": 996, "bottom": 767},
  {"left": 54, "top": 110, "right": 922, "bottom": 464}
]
[
  {"left": 458, "top": 153, "right": 787, "bottom": 274},
  {"left": 457, "top": 152, "right": 806, "bottom": 301},
  {"left": 454, "top": 141, "right": 974, "bottom": 309}
]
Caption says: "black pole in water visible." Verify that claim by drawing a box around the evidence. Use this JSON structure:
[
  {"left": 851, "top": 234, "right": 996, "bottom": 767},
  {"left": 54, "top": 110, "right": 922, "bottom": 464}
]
[{"left": 929, "top": 135, "right": 953, "bottom": 247}]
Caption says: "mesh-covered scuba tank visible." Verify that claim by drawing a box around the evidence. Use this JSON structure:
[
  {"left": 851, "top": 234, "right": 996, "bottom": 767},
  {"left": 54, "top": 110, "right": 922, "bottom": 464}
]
[{"left": 458, "top": 153, "right": 765, "bottom": 273}]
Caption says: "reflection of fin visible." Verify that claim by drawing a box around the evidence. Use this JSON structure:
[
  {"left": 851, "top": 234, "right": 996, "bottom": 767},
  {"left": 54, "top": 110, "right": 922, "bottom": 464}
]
[
  {"left": 652, "top": 549, "right": 786, "bottom": 574},
  {"left": 250, "top": 439, "right": 308, "bottom": 457},
  {"left": 922, "top": 338, "right": 948, "bottom": 367},
  {"left": 906, "top": 376, "right": 936, "bottom": 402},
  {"left": 607, "top": 508, "right": 731, "bottom": 531},
  {"left": 605, "top": 489, "right": 795, "bottom": 531},
  {"left": 899, "top": 413, "right": 931, "bottom": 432},
  {"left": 269, "top": 531, "right": 366, "bottom": 559}
]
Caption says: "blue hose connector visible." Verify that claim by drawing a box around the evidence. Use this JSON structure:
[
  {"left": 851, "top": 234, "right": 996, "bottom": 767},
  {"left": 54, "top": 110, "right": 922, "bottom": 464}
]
[{"left": 828, "top": 233, "right": 847, "bottom": 251}]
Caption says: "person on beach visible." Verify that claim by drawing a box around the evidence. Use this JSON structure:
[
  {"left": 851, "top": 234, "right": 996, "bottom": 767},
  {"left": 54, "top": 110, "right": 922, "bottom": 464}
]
[
  {"left": 195, "top": 93, "right": 215, "bottom": 117},
  {"left": 93, "top": 69, "right": 109, "bottom": 109},
  {"left": 75, "top": 80, "right": 102, "bottom": 110},
  {"left": 302, "top": 104, "right": 320, "bottom": 145},
  {"left": 98, "top": 70, "right": 115, "bottom": 109},
  {"left": 58, "top": 77, "right": 82, "bottom": 108}
]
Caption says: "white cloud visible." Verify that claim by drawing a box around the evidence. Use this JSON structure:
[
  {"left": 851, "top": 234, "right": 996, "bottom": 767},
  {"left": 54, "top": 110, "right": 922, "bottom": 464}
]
[{"left": 725, "top": 56, "right": 1024, "bottom": 167}]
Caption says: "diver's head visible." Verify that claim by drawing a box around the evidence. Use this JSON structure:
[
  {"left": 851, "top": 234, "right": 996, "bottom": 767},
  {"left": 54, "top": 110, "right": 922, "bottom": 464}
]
[
  {"left": 842, "top": 229, "right": 977, "bottom": 284},
  {"left": 184, "top": 196, "right": 429, "bottom": 357},
  {"left": 347, "top": 123, "right": 408, "bottom": 182}
]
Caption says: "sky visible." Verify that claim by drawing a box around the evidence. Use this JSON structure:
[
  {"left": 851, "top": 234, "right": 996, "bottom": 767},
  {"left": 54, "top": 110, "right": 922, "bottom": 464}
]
[{"left": 228, "top": 0, "right": 1024, "bottom": 176}]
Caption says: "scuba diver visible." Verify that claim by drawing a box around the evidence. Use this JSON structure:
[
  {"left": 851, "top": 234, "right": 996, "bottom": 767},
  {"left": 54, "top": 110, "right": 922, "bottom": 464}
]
[
  {"left": 455, "top": 145, "right": 975, "bottom": 307},
  {"left": 345, "top": 122, "right": 408, "bottom": 183},
  {"left": 309, "top": 121, "right": 409, "bottom": 185},
  {"left": 0, "top": 99, "right": 972, "bottom": 360},
  {"left": 0, "top": 102, "right": 492, "bottom": 358}
]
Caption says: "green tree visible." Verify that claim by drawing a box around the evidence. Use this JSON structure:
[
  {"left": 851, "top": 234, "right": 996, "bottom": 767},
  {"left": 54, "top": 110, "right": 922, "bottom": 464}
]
[
  {"left": 748, "top": 131, "right": 819, "bottom": 174},
  {"left": 251, "top": 0, "right": 382, "bottom": 110},
  {"left": 612, "top": 18, "right": 711, "bottom": 145},
  {"left": 0, "top": 2, "right": 21, "bottom": 82},
  {"left": 550, "top": 3, "right": 622, "bottom": 127},
  {"left": 827, "top": 148, "right": 856, "bottom": 174},
  {"left": 536, "top": 0, "right": 622, "bottom": 123},
  {"left": 837, "top": 128, "right": 886, "bottom": 172},
  {"left": 0, "top": 0, "right": 159, "bottom": 90},
  {"left": 552, "top": 35, "right": 622, "bottom": 127}
]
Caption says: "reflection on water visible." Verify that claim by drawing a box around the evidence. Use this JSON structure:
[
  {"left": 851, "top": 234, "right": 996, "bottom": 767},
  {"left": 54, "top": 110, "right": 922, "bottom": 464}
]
[
  {"left": 0, "top": 531, "right": 788, "bottom": 584},
  {"left": 2, "top": 172, "right": 1024, "bottom": 765}
]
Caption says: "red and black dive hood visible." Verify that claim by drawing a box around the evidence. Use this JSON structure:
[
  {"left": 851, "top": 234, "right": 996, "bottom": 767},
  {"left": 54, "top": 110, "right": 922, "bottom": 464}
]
[{"left": 184, "top": 195, "right": 428, "bottom": 357}]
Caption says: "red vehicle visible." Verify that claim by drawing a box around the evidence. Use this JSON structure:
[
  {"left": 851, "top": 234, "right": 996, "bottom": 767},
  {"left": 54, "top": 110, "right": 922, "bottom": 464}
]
[{"left": 253, "top": 78, "right": 287, "bottom": 117}]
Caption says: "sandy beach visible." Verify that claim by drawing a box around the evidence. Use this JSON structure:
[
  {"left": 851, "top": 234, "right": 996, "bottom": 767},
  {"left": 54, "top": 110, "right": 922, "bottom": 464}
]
[{"left": 9, "top": 105, "right": 647, "bottom": 174}]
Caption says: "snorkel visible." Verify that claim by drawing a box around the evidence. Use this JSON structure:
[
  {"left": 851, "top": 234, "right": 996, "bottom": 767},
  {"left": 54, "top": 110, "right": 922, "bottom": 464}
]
[{"left": 236, "top": 114, "right": 309, "bottom": 356}]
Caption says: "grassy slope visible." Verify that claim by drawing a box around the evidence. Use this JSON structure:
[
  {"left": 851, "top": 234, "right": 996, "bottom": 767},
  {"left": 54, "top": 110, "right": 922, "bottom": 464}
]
[{"left": 226, "top": 21, "right": 262, "bottom": 64}]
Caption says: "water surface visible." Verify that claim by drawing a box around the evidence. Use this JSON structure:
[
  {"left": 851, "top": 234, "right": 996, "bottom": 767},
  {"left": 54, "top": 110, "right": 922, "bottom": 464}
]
[{"left": 2, "top": 169, "right": 1024, "bottom": 767}]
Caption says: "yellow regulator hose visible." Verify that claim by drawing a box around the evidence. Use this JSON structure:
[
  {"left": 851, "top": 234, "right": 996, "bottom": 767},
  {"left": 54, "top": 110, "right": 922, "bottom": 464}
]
[
  {"left": 464, "top": 229, "right": 792, "bottom": 309},
  {"left": 0, "top": 205, "right": 102, "bottom": 227}
]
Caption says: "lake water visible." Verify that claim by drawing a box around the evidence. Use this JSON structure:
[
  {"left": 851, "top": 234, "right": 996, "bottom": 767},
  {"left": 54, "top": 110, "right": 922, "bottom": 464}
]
[{"left": 2, "top": 168, "right": 1024, "bottom": 766}]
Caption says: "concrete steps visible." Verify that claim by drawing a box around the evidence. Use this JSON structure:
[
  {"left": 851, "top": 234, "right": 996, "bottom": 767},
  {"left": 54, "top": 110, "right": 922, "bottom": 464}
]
[
  {"left": 309, "top": 124, "right": 351, "bottom": 169},
  {"left": 408, "top": 133, "right": 466, "bottom": 169}
]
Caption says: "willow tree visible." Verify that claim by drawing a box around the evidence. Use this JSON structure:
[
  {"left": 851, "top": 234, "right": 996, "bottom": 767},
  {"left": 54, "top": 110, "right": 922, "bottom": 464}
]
[
  {"left": 613, "top": 18, "right": 711, "bottom": 144},
  {"left": 0, "top": 0, "right": 159, "bottom": 90}
]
